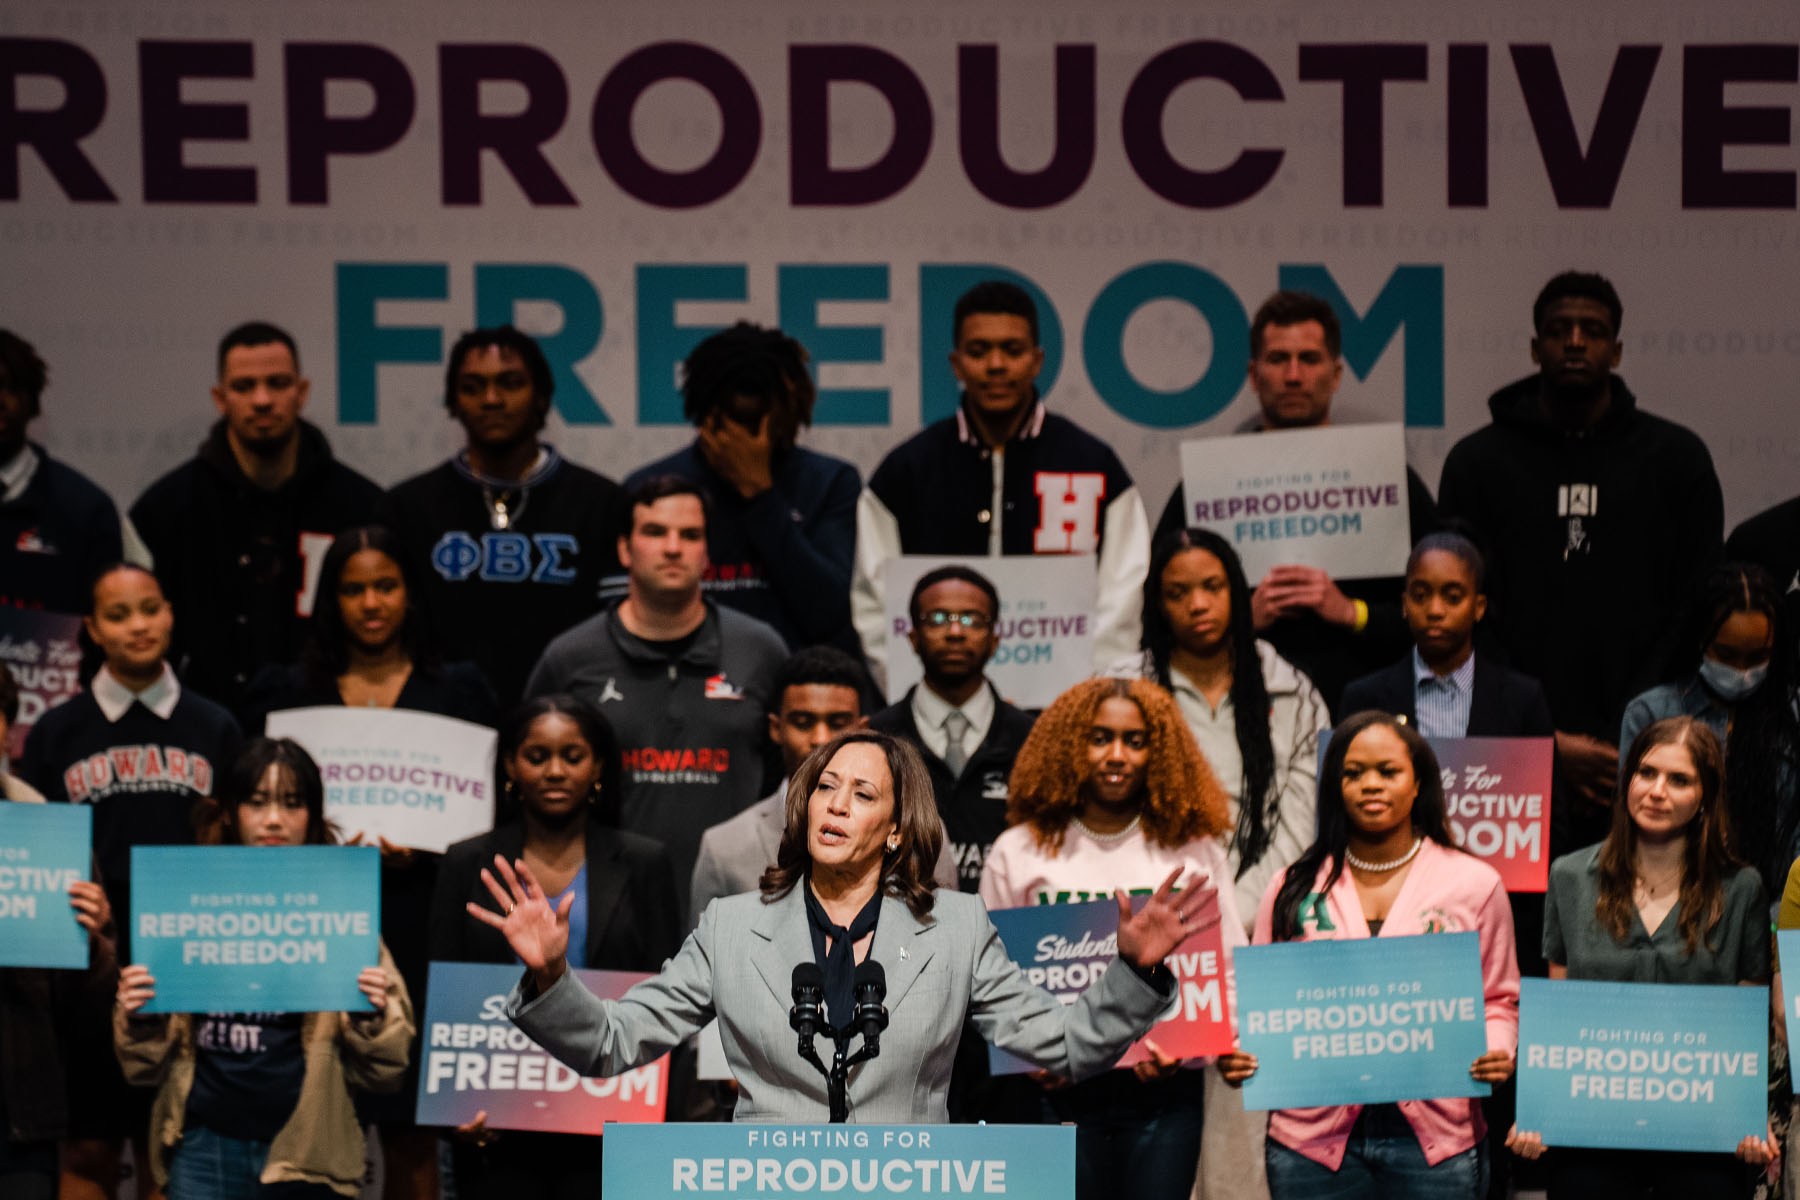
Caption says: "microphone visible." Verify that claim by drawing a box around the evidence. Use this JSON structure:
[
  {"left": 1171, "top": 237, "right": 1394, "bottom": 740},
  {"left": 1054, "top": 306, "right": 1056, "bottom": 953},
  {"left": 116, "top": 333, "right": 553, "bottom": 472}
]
[
  {"left": 790, "top": 962, "right": 825, "bottom": 1047},
  {"left": 851, "top": 960, "right": 889, "bottom": 1054}
]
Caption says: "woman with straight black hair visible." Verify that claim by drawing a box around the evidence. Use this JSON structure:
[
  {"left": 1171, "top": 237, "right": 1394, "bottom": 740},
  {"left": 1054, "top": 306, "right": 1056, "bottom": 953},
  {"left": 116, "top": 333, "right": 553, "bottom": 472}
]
[
  {"left": 1222, "top": 711, "right": 1520, "bottom": 1199},
  {"left": 246, "top": 524, "right": 496, "bottom": 726},
  {"left": 1620, "top": 562, "right": 1779, "bottom": 755},
  {"left": 429, "top": 694, "right": 680, "bottom": 1200},
  {"left": 115, "top": 737, "right": 411, "bottom": 1200},
  {"left": 1114, "top": 527, "right": 1330, "bottom": 934},
  {"left": 245, "top": 525, "right": 497, "bottom": 1200}
]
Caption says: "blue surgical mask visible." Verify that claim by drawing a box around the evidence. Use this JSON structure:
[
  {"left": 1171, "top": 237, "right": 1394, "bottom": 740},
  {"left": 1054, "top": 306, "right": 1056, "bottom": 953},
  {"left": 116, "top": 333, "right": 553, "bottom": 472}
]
[{"left": 1699, "top": 656, "right": 1769, "bottom": 701}]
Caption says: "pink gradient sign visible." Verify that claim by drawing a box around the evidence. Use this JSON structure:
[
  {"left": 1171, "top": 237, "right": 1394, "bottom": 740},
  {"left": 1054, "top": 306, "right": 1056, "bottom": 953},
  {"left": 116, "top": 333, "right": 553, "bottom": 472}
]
[
  {"left": 986, "top": 893, "right": 1233, "bottom": 1074},
  {"left": 1434, "top": 737, "right": 1554, "bottom": 893},
  {"left": 417, "top": 962, "right": 667, "bottom": 1132}
]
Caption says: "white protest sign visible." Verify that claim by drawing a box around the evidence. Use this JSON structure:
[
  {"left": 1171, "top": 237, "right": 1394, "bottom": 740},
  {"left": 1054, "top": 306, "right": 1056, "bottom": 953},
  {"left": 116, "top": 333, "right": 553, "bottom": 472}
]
[
  {"left": 1178, "top": 423, "right": 1412, "bottom": 582},
  {"left": 266, "top": 707, "right": 496, "bottom": 853},
  {"left": 882, "top": 555, "right": 1096, "bottom": 709}
]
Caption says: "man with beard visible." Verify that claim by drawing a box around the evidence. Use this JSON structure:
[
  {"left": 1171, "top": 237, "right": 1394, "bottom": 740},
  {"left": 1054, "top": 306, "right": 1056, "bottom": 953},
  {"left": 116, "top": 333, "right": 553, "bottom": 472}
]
[
  {"left": 378, "top": 325, "right": 624, "bottom": 704},
  {"left": 523, "top": 476, "right": 787, "bottom": 920},
  {"left": 868, "top": 565, "right": 1036, "bottom": 892},
  {"left": 1153, "top": 291, "right": 1439, "bottom": 717},
  {"left": 1438, "top": 271, "right": 1723, "bottom": 853},
  {"left": 0, "top": 329, "right": 128, "bottom": 615},
  {"left": 131, "top": 322, "right": 380, "bottom": 717}
]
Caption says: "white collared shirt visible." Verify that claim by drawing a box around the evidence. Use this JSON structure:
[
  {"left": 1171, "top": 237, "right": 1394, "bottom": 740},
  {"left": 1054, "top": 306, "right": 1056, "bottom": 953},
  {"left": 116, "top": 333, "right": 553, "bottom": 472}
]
[
  {"left": 91, "top": 662, "right": 182, "bottom": 722},
  {"left": 910, "top": 679, "right": 996, "bottom": 763},
  {"left": 0, "top": 444, "right": 39, "bottom": 504}
]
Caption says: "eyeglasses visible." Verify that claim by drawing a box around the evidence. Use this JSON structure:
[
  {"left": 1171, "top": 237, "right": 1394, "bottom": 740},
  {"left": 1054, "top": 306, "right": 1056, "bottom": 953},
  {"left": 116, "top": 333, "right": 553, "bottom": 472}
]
[{"left": 921, "top": 610, "right": 992, "bottom": 631}]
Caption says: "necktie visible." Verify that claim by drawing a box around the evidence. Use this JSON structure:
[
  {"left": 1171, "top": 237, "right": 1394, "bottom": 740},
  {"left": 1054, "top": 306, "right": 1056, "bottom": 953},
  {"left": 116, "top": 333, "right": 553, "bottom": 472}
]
[{"left": 943, "top": 709, "right": 971, "bottom": 776}]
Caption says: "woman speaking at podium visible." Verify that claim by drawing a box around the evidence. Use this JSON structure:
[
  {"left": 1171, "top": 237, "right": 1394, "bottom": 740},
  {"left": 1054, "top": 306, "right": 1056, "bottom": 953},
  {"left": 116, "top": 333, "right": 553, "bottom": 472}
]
[{"left": 467, "top": 729, "right": 1200, "bottom": 1122}]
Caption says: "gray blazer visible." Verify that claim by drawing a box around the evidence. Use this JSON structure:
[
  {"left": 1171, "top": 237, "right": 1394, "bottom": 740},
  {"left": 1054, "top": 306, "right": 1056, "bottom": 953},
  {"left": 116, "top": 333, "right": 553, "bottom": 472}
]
[
  {"left": 689, "top": 794, "right": 962, "bottom": 926},
  {"left": 508, "top": 885, "right": 1169, "bottom": 1123}
]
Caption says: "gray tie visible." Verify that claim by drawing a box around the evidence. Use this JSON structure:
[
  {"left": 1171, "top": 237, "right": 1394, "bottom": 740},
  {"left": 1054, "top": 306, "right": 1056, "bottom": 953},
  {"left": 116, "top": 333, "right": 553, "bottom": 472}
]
[{"left": 942, "top": 710, "right": 971, "bottom": 776}]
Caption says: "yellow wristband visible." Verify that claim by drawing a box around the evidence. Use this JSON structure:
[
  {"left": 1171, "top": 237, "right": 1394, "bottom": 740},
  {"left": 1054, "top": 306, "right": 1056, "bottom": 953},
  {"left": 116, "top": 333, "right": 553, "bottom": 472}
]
[{"left": 1351, "top": 599, "right": 1370, "bottom": 633}]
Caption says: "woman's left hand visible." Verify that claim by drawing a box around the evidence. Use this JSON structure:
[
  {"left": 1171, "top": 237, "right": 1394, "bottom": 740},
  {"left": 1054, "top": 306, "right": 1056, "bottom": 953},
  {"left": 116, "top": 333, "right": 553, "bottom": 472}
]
[
  {"left": 1116, "top": 868, "right": 1215, "bottom": 969},
  {"left": 1736, "top": 1125, "right": 1781, "bottom": 1166},
  {"left": 1470, "top": 1049, "right": 1515, "bottom": 1084},
  {"left": 355, "top": 966, "right": 393, "bottom": 1021}
]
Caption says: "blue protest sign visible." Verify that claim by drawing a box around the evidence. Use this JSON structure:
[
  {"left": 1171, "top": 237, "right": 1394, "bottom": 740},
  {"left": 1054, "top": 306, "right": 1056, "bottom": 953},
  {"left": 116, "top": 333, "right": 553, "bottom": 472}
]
[
  {"left": 602, "top": 1122, "right": 1074, "bottom": 1198},
  {"left": 1235, "top": 932, "right": 1490, "bottom": 1111},
  {"left": 417, "top": 961, "right": 667, "bottom": 1132},
  {"left": 1516, "top": 977, "right": 1767, "bottom": 1152},
  {"left": 1780, "top": 931, "right": 1800, "bottom": 1047},
  {"left": 0, "top": 802, "right": 91, "bottom": 968},
  {"left": 131, "top": 845, "right": 380, "bottom": 1013}
]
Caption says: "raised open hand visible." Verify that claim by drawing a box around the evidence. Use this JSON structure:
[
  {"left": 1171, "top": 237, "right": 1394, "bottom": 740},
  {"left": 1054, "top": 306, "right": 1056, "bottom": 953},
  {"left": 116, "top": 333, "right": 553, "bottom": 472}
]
[
  {"left": 466, "top": 854, "right": 573, "bottom": 990},
  {"left": 1115, "top": 868, "right": 1215, "bottom": 969}
]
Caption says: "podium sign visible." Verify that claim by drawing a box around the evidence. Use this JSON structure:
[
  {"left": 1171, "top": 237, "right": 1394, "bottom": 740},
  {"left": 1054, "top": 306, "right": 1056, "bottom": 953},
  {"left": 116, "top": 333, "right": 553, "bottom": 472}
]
[{"left": 602, "top": 1123, "right": 1074, "bottom": 1198}]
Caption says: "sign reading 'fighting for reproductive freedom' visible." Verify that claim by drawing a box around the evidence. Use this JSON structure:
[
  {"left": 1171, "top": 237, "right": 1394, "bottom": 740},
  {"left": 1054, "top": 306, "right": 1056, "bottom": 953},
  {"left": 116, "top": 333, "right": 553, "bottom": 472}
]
[
  {"left": 131, "top": 845, "right": 380, "bottom": 1013},
  {"left": 266, "top": 707, "right": 496, "bottom": 854},
  {"left": 0, "top": 802, "right": 91, "bottom": 968},
  {"left": 416, "top": 962, "right": 667, "bottom": 1133},
  {"left": 1235, "top": 932, "right": 1490, "bottom": 1111},
  {"left": 882, "top": 555, "right": 1097, "bottom": 709},
  {"left": 1179, "top": 423, "right": 1412, "bottom": 583},
  {"left": 1516, "top": 978, "right": 1768, "bottom": 1153},
  {"left": 985, "top": 894, "right": 1233, "bottom": 1074}
]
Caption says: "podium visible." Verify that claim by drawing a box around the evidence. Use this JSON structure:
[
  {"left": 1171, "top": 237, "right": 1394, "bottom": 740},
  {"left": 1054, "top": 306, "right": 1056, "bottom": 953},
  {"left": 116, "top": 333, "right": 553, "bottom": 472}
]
[{"left": 601, "top": 1122, "right": 1074, "bottom": 1197}]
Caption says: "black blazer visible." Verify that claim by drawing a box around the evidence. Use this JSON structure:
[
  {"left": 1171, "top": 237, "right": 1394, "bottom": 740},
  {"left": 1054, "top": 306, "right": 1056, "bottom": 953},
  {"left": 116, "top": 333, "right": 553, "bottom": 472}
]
[
  {"left": 1339, "top": 652, "right": 1555, "bottom": 738},
  {"left": 430, "top": 817, "right": 684, "bottom": 975}
]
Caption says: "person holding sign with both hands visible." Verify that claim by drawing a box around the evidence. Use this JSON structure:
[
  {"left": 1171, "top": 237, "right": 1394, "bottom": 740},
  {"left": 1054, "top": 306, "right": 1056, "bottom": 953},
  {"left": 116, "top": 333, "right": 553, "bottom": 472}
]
[
  {"left": 113, "top": 739, "right": 412, "bottom": 1200},
  {"left": 469, "top": 729, "right": 1201, "bottom": 1124},
  {"left": 1220, "top": 711, "right": 1520, "bottom": 1199},
  {"left": 979, "top": 677, "right": 1243, "bottom": 1200},
  {"left": 1510, "top": 716, "right": 1777, "bottom": 1197}
]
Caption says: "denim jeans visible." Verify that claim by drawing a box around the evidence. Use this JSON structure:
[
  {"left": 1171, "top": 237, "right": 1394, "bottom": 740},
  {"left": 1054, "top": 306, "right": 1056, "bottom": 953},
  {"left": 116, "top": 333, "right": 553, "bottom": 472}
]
[
  {"left": 166, "top": 1126, "right": 337, "bottom": 1200},
  {"left": 1266, "top": 1104, "right": 1487, "bottom": 1200},
  {"left": 1027, "top": 1069, "right": 1207, "bottom": 1200}
]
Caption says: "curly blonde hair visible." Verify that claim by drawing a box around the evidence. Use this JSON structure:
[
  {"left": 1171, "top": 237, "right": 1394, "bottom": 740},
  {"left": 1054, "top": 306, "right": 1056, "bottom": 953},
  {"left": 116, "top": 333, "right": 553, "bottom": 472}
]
[{"left": 1006, "top": 677, "right": 1230, "bottom": 854}]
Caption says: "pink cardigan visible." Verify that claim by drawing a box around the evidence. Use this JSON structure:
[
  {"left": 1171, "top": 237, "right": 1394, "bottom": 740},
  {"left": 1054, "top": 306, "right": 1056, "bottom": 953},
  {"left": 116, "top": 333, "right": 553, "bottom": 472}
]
[{"left": 1249, "top": 839, "right": 1520, "bottom": 1169}]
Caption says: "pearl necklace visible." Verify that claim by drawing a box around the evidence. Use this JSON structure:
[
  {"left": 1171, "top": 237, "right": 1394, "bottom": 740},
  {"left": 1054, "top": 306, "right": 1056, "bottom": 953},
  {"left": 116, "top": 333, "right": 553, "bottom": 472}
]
[{"left": 1346, "top": 838, "right": 1422, "bottom": 873}]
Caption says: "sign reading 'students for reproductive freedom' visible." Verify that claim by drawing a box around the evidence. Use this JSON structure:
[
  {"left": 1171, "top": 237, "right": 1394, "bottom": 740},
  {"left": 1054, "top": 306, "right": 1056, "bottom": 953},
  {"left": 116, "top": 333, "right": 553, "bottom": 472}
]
[
  {"left": 1234, "top": 932, "right": 1490, "bottom": 1111},
  {"left": 985, "top": 894, "right": 1233, "bottom": 1073},
  {"left": 417, "top": 962, "right": 666, "bottom": 1132},
  {"left": 0, "top": 802, "right": 92, "bottom": 968},
  {"left": 1179, "top": 423, "right": 1412, "bottom": 584},
  {"left": 131, "top": 845, "right": 380, "bottom": 1013},
  {"left": 1516, "top": 978, "right": 1767, "bottom": 1152},
  {"left": 0, "top": 608, "right": 84, "bottom": 761}
]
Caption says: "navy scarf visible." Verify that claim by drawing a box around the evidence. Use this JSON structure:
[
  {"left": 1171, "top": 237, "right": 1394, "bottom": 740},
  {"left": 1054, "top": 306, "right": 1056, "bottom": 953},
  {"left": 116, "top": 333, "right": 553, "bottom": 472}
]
[{"left": 803, "top": 882, "right": 882, "bottom": 1039}]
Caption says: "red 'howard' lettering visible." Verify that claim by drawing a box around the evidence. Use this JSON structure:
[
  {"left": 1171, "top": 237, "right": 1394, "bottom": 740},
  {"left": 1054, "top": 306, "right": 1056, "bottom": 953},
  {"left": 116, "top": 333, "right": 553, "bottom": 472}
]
[{"left": 620, "top": 747, "right": 731, "bottom": 773}]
